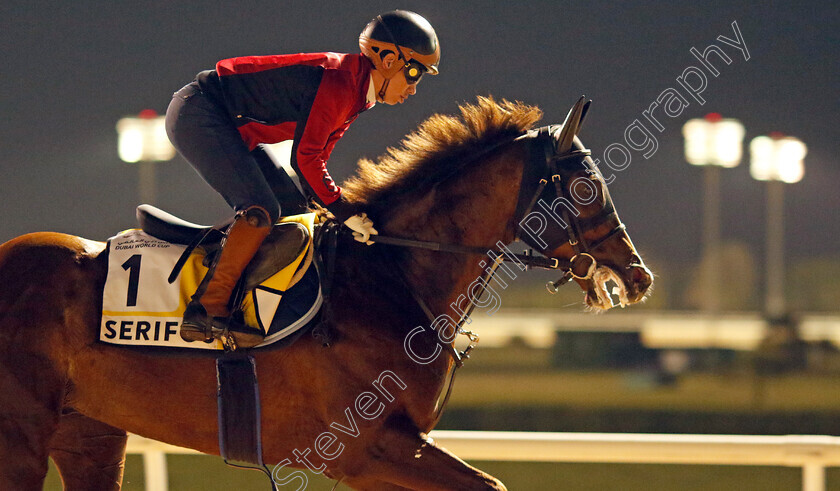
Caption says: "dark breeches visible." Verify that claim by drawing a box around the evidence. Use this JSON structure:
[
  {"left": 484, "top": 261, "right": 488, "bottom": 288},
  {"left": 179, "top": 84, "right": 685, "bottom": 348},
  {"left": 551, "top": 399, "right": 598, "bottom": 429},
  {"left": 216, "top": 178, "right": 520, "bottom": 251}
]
[{"left": 165, "top": 83, "right": 308, "bottom": 221}]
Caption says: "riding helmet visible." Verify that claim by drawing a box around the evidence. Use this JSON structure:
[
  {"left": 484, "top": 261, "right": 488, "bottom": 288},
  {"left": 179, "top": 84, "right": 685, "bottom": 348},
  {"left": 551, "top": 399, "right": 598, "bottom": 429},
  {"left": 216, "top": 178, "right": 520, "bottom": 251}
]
[{"left": 359, "top": 10, "right": 440, "bottom": 78}]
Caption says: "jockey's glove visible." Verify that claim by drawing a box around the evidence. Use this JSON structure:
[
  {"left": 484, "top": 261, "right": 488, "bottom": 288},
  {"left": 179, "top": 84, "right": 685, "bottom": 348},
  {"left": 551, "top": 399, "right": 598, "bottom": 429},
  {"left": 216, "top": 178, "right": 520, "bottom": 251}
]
[{"left": 343, "top": 213, "right": 378, "bottom": 245}]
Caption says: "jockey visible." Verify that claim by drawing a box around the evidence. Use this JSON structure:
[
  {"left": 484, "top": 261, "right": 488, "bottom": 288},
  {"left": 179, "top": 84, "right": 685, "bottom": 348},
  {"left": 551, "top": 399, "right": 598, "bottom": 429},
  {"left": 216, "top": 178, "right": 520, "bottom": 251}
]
[{"left": 165, "top": 10, "right": 440, "bottom": 346}]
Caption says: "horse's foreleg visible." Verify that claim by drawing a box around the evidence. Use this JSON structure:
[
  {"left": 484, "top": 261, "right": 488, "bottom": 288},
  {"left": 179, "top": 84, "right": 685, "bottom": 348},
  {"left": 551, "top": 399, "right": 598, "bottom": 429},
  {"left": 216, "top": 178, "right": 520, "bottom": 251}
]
[
  {"left": 49, "top": 408, "right": 127, "bottom": 491},
  {"left": 355, "top": 416, "right": 506, "bottom": 491},
  {"left": 0, "top": 415, "right": 56, "bottom": 491},
  {"left": 0, "top": 355, "right": 64, "bottom": 490}
]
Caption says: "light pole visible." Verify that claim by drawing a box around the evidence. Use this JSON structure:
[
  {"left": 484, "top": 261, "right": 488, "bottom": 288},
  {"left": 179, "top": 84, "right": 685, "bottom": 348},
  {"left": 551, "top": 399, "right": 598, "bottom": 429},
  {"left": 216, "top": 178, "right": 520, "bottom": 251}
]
[
  {"left": 682, "top": 114, "right": 745, "bottom": 313},
  {"left": 749, "top": 133, "right": 806, "bottom": 319},
  {"left": 116, "top": 109, "right": 176, "bottom": 204}
]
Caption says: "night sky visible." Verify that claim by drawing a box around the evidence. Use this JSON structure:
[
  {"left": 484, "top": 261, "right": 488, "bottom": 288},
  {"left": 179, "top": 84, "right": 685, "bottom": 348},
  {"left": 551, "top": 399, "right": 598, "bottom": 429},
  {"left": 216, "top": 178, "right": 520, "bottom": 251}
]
[{"left": 1, "top": 1, "right": 837, "bottom": 267}]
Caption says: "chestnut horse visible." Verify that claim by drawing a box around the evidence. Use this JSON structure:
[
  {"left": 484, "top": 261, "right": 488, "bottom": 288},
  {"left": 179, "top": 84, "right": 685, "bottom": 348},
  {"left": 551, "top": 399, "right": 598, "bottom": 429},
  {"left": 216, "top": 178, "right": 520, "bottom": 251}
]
[{"left": 0, "top": 97, "right": 651, "bottom": 490}]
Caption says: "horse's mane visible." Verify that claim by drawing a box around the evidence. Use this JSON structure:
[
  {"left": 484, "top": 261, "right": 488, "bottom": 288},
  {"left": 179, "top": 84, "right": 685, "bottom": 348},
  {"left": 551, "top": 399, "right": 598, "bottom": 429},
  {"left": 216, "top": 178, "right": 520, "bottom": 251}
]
[{"left": 342, "top": 96, "right": 543, "bottom": 212}]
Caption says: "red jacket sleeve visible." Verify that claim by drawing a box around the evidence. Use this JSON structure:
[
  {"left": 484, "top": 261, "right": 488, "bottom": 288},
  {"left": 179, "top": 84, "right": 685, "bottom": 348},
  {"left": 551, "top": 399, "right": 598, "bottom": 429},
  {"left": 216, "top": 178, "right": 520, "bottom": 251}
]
[{"left": 294, "top": 70, "right": 355, "bottom": 206}]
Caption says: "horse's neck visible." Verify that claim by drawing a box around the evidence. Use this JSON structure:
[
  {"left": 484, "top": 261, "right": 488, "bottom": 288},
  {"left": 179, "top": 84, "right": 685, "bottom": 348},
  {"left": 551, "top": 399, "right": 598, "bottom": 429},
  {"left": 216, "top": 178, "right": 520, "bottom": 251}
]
[{"left": 384, "top": 144, "right": 526, "bottom": 315}]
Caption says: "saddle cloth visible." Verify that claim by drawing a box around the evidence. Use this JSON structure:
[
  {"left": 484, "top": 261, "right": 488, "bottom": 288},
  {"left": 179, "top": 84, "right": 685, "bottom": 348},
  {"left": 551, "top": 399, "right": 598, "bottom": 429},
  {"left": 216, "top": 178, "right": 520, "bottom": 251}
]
[{"left": 99, "top": 213, "right": 321, "bottom": 350}]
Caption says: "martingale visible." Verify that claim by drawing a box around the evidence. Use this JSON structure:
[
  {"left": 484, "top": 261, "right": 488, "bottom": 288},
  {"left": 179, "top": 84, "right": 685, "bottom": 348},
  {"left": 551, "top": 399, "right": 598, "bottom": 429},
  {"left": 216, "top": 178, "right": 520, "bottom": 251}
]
[{"left": 99, "top": 214, "right": 321, "bottom": 350}]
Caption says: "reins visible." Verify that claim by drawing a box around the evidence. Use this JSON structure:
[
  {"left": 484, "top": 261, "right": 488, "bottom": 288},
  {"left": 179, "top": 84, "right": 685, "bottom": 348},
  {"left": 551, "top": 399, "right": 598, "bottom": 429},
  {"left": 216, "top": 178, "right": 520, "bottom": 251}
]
[{"left": 368, "top": 234, "right": 565, "bottom": 270}]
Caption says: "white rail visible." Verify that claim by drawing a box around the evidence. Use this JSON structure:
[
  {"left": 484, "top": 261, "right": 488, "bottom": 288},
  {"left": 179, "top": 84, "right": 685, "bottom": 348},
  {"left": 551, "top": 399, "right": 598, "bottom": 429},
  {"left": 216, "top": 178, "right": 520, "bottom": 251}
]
[
  {"left": 467, "top": 310, "right": 840, "bottom": 350},
  {"left": 126, "top": 431, "right": 840, "bottom": 491}
]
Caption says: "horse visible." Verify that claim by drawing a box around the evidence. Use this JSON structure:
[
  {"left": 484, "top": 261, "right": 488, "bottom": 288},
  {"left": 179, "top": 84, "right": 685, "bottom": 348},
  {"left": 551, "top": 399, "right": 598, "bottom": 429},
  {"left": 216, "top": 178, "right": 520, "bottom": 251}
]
[{"left": 0, "top": 96, "right": 652, "bottom": 490}]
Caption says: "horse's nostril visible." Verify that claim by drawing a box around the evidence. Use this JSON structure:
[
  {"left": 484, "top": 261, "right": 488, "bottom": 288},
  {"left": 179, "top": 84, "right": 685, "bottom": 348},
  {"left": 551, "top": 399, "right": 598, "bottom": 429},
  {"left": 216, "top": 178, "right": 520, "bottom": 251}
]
[{"left": 632, "top": 266, "right": 652, "bottom": 289}]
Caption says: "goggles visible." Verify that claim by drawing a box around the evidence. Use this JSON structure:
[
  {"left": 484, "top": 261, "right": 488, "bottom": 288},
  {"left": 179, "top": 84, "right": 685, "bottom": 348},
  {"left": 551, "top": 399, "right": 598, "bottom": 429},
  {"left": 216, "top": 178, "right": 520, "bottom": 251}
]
[{"left": 403, "top": 59, "right": 427, "bottom": 84}]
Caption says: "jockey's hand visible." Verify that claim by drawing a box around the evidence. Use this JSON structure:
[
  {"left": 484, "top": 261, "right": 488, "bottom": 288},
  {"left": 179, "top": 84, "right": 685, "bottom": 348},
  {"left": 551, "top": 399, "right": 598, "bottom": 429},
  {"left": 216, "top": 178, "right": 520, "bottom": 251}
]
[{"left": 343, "top": 213, "right": 378, "bottom": 245}]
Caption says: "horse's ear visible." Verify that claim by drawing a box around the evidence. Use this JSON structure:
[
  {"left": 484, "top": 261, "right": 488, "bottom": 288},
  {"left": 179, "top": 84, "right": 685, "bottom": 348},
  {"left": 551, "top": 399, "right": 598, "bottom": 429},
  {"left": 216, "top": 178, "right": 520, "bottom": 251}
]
[
  {"left": 556, "top": 96, "right": 589, "bottom": 154},
  {"left": 579, "top": 99, "right": 592, "bottom": 130}
]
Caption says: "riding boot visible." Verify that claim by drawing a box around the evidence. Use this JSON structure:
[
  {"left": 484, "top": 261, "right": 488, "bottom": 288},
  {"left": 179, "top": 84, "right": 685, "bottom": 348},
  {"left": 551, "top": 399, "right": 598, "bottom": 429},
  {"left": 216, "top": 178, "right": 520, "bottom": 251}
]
[{"left": 181, "top": 205, "right": 272, "bottom": 348}]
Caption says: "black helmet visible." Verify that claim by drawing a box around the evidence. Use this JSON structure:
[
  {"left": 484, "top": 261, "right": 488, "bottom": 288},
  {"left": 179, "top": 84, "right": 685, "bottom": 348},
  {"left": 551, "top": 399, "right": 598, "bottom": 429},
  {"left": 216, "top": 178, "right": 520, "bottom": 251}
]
[{"left": 359, "top": 10, "right": 440, "bottom": 79}]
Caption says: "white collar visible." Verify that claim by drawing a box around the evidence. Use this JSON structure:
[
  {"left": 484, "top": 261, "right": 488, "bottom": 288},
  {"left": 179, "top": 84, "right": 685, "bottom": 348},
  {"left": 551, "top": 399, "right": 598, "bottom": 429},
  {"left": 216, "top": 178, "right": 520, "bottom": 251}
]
[{"left": 366, "top": 75, "right": 377, "bottom": 108}]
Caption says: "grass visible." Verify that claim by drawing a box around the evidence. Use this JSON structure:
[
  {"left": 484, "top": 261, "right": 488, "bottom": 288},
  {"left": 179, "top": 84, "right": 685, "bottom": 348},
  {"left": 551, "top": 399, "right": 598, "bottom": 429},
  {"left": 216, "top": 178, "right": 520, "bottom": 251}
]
[
  {"left": 446, "top": 369, "right": 840, "bottom": 412},
  {"left": 446, "top": 345, "right": 840, "bottom": 412}
]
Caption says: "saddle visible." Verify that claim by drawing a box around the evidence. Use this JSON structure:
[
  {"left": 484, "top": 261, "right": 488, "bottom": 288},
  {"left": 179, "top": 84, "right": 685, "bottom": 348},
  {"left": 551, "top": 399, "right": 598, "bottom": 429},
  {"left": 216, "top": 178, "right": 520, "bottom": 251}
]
[{"left": 99, "top": 206, "right": 322, "bottom": 351}]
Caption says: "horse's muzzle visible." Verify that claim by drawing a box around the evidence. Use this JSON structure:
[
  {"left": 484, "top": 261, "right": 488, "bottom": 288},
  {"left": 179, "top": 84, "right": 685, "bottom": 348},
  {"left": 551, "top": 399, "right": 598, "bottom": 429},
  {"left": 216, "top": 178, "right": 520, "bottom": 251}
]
[
  {"left": 626, "top": 263, "right": 653, "bottom": 303},
  {"left": 578, "top": 262, "right": 652, "bottom": 310}
]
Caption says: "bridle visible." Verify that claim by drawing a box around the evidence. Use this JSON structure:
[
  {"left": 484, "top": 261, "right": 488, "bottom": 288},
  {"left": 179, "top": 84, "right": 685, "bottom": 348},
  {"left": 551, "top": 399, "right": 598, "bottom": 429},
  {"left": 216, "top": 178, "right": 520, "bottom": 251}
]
[
  {"left": 313, "top": 121, "right": 629, "bottom": 424},
  {"left": 359, "top": 125, "right": 627, "bottom": 355},
  {"left": 513, "top": 125, "right": 627, "bottom": 292}
]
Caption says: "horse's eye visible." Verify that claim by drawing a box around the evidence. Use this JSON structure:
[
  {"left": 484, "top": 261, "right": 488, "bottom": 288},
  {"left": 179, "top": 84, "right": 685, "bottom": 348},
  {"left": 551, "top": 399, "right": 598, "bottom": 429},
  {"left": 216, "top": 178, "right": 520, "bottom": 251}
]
[{"left": 570, "top": 176, "right": 598, "bottom": 205}]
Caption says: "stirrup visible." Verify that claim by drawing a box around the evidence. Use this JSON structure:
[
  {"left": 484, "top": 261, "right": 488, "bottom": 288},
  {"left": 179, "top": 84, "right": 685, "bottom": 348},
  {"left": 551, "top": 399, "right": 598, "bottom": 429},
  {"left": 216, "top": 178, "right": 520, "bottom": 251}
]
[
  {"left": 180, "top": 302, "right": 265, "bottom": 349},
  {"left": 180, "top": 302, "right": 215, "bottom": 342}
]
